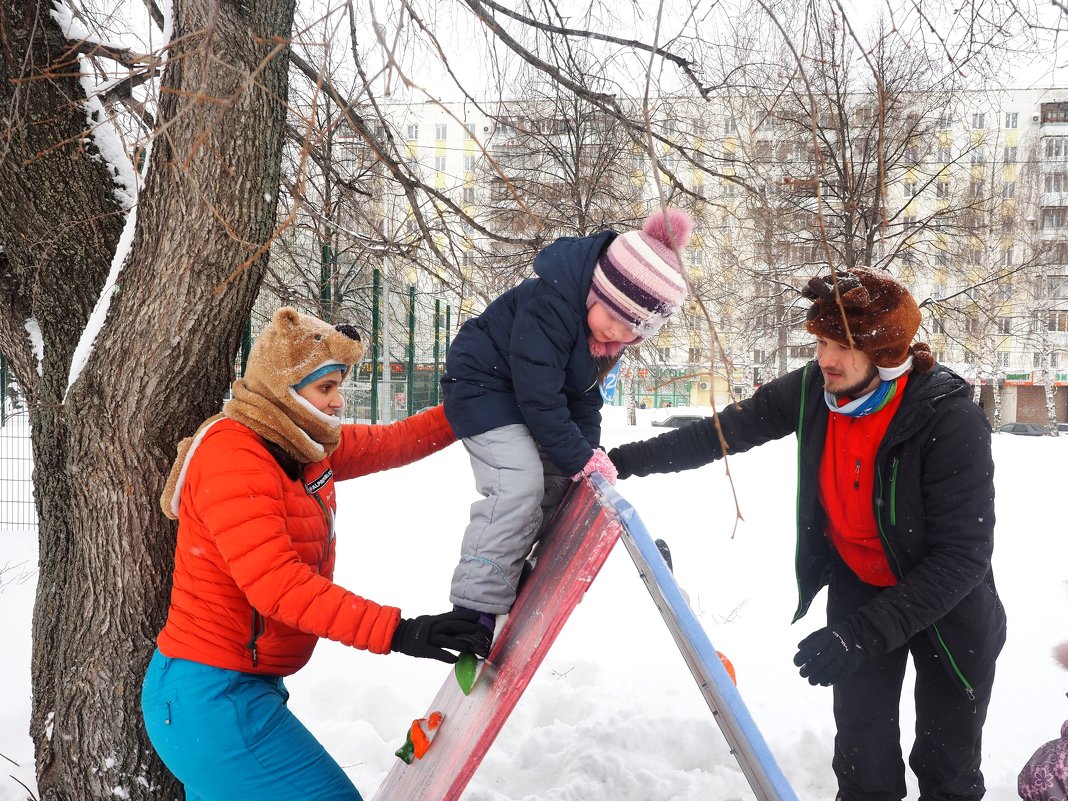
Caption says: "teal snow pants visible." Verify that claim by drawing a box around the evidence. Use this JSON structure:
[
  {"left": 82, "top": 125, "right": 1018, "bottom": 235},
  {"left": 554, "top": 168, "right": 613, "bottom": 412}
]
[{"left": 141, "top": 649, "right": 363, "bottom": 801}]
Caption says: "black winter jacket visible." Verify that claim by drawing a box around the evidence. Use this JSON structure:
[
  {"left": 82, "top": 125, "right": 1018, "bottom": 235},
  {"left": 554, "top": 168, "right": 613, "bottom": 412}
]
[
  {"left": 442, "top": 231, "right": 616, "bottom": 476},
  {"left": 609, "top": 362, "right": 1006, "bottom": 696}
]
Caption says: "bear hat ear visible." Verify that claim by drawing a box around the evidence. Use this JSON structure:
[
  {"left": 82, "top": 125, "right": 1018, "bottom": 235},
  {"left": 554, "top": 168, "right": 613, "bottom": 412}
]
[
  {"left": 840, "top": 284, "right": 872, "bottom": 308},
  {"left": 273, "top": 307, "right": 301, "bottom": 328}
]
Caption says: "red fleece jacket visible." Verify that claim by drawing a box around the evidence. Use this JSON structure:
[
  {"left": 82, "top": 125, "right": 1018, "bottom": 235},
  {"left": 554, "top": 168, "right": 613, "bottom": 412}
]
[{"left": 818, "top": 375, "right": 908, "bottom": 587}]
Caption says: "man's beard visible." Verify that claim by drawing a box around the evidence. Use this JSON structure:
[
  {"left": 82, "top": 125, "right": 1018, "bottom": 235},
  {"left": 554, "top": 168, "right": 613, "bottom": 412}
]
[{"left": 832, "top": 363, "right": 880, "bottom": 399}]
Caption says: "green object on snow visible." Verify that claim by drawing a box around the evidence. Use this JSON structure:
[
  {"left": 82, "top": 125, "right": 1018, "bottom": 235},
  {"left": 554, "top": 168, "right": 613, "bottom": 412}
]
[{"left": 454, "top": 651, "right": 480, "bottom": 695}]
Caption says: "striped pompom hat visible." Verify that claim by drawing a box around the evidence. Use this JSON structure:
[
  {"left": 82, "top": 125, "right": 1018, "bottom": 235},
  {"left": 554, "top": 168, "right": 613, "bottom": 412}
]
[{"left": 587, "top": 208, "right": 693, "bottom": 340}]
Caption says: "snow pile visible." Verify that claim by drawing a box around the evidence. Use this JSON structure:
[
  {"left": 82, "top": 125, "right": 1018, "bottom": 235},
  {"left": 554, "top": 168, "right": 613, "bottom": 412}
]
[{"left": 1, "top": 407, "right": 1066, "bottom": 799}]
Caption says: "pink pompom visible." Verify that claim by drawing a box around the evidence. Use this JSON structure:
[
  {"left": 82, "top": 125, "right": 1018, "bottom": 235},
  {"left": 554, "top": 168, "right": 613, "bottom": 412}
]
[
  {"left": 642, "top": 208, "right": 694, "bottom": 249},
  {"left": 1053, "top": 641, "right": 1068, "bottom": 670}
]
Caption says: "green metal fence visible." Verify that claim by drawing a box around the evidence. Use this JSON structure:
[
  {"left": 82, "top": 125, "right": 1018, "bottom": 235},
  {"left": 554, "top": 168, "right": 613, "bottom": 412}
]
[
  {"left": 0, "top": 359, "right": 35, "bottom": 529},
  {"left": 352, "top": 269, "right": 454, "bottom": 423}
]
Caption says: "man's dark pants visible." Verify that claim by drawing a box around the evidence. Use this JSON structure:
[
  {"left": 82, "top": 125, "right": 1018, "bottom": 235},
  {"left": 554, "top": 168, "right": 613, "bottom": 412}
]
[{"left": 827, "top": 559, "right": 996, "bottom": 801}]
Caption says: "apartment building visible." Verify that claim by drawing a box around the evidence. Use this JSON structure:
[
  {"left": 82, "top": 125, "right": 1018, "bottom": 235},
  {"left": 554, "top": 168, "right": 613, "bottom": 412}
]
[{"left": 363, "top": 87, "right": 1068, "bottom": 422}]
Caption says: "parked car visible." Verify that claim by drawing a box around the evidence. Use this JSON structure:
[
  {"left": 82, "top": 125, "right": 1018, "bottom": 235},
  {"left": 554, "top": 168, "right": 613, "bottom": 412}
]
[
  {"left": 998, "top": 422, "right": 1048, "bottom": 436},
  {"left": 651, "top": 414, "right": 708, "bottom": 428}
]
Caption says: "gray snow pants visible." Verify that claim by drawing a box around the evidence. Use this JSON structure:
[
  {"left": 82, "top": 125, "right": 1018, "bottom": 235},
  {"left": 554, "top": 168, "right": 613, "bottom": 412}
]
[{"left": 450, "top": 424, "right": 571, "bottom": 614}]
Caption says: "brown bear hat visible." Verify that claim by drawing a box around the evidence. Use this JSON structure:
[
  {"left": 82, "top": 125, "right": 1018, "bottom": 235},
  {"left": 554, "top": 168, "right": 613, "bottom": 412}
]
[
  {"left": 160, "top": 307, "right": 364, "bottom": 519},
  {"left": 802, "top": 267, "right": 934, "bottom": 374}
]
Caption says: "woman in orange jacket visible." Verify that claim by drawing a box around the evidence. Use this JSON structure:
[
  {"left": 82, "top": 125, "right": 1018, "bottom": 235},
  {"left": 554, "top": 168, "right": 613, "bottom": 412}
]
[{"left": 141, "top": 307, "right": 488, "bottom": 801}]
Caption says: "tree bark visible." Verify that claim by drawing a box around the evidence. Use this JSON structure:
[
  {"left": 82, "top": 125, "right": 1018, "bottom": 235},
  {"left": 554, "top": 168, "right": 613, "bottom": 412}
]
[{"left": 1, "top": 0, "right": 296, "bottom": 796}]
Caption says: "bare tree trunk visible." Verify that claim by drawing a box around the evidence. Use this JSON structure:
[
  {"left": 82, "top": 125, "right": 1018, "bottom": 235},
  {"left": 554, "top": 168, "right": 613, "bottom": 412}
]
[
  {"left": 1043, "top": 367, "right": 1058, "bottom": 434},
  {"left": 0, "top": 4, "right": 124, "bottom": 794},
  {"left": 992, "top": 375, "right": 1003, "bottom": 429},
  {"left": 2, "top": 0, "right": 296, "bottom": 796},
  {"left": 626, "top": 369, "right": 637, "bottom": 426}
]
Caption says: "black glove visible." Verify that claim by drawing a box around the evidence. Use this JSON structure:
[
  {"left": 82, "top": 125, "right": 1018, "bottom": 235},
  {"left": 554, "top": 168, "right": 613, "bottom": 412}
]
[
  {"left": 793, "top": 621, "right": 869, "bottom": 686},
  {"left": 390, "top": 610, "right": 492, "bottom": 664},
  {"left": 605, "top": 447, "right": 632, "bottom": 480}
]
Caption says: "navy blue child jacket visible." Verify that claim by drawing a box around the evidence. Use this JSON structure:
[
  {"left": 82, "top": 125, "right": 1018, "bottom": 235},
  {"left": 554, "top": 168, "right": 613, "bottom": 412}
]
[{"left": 441, "top": 230, "right": 617, "bottom": 477}]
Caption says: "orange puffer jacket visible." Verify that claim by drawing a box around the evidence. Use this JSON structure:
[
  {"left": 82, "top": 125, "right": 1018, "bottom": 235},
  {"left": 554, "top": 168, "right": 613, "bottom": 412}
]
[{"left": 157, "top": 406, "right": 455, "bottom": 675}]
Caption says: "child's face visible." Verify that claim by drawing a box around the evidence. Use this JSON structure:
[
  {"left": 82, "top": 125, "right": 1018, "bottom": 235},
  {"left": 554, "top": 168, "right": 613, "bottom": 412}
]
[
  {"left": 587, "top": 302, "right": 638, "bottom": 344},
  {"left": 296, "top": 373, "right": 345, "bottom": 416}
]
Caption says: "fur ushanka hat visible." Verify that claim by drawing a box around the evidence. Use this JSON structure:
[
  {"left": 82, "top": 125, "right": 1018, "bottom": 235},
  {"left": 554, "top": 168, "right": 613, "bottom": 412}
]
[
  {"left": 160, "top": 308, "right": 364, "bottom": 519},
  {"left": 802, "top": 267, "right": 934, "bottom": 373}
]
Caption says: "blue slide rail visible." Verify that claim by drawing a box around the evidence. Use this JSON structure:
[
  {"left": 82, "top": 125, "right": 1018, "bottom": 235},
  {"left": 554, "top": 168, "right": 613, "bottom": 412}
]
[{"left": 593, "top": 474, "right": 800, "bottom": 801}]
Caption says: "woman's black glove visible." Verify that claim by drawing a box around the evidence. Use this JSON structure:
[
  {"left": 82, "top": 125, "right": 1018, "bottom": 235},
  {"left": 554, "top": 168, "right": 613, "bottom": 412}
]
[{"left": 391, "top": 610, "right": 491, "bottom": 663}]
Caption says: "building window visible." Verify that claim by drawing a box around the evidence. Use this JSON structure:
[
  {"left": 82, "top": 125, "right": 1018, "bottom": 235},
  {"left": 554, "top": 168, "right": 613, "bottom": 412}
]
[
  {"left": 1003, "top": 181, "right": 1016, "bottom": 199},
  {"left": 938, "top": 111, "right": 953, "bottom": 129},
  {"left": 1049, "top": 311, "right": 1068, "bottom": 332},
  {"left": 789, "top": 345, "right": 816, "bottom": 359},
  {"left": 1035, "top": 351, "right": 1062, "bottom": 367},
  {"left": 1005, "top": 112, "right": 1019, "bottom": 129},
  {"left": 688, "top": 347, "right": 703, "bottom": 362},
  {"left": 997, "top": 351, "right": 1010, "bottom": 367},
  {"left": 964, "top": 348, "right": 977, "bottom": 364},
  {"left": 463, "top": 155, "right": 476, "bottom": 172},
  {"left": 936, "top": 181, "right": 949, "bottom": 198},
  {"left": 998, "top": 317, "right": 1012, "bottom": 335},
  {"left": 1045, "top": 136, "right": 1068, "bottom": 160},
  {"left": 724, "top": 117, "right": 737, "bottom": 134},
  {"left": 1038, "top": 275, "right": 1068, "bottom": 300},
  {"left": 1003, "top": 247, "right": 1014, "bottom": 266},
  {"left": 1003, "top": 146, "right": 1017, "bottom": 163},
  {"left": 462, "top": 251, "right": 475, "bottom": 267},
  {"left": 970, "top": 150, "right": 987, "bottom": 165},
  {"left": 406, "top": 124, "right": 419, "bottom": 140},
  {"left": 935, "top": 249, "right": 948, "bottom": 266},
  {"left": 1043, "top": 208, "right": 1068, "bottom": 230},
  {"left": 434, "top": 155, "right": 447, "bottom": 172},
  {"left": 657, "top": 347, "right": 671, "bottom": 362},
  {"left": 1041, "top": 102, "right": 1068, "bottom": 124},
  {"left": 1045, "top": 172, "right": 1068, "bottom": 193},
  {"left": 965, "top": 317, "right": 981, "bottom": 335},
  {"left": 464, "top": 123, "right": 476, "bottom": 139},
  {"left": 970, "top": 180, "right": 984, "bottom": 199},
  {"left": 938, "top": 146, "right": 952, "bottom": 164},
  {"left": 435, "top": 123, "right": 448, "bottom": 141},
  {"left": 462, "top": 186, "right": 475, "bottom": 203},
  {"left": 971, "top": 112, "right": 986, "bottom": 129},
  {"left": 905, "top": 182, "right": 917, "bottom": 198},
  {"left": 753, "top": 348, "right": 767, "bottom": 364}
]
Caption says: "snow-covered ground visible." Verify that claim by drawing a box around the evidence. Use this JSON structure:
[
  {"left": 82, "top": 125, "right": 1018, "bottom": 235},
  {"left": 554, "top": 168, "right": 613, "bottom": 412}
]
[{"left": 1, "top": 405, "right": 1065, "bottom": 800}]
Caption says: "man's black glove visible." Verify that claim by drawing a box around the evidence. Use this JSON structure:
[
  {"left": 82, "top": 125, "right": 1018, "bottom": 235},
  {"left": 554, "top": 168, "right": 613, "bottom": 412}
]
[
  {"left": 605, "top": 447, "right": 632, "bottom": 480},
  {"left": 390, "top": 610, "right": 491, "bottom": 663},
  {"left": 794, "top": 620, "right": 870, "bottom": 686}
]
